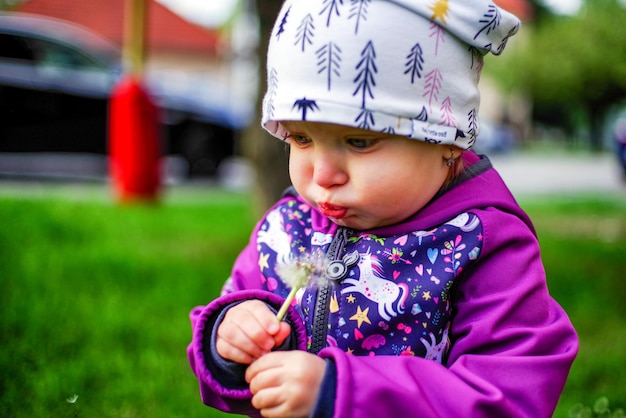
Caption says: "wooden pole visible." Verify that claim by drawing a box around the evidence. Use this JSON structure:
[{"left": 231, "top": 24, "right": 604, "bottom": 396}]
[{"left": 123, "top": 0, "right": 147, "bottom": 75}]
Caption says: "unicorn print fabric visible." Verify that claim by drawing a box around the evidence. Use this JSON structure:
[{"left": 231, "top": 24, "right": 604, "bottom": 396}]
[
  {"left": 254, "top": 200, "right": 483, "bottom": 360},
  {"left": 262, "top": 0, "right": 521, "bottom": 149}
]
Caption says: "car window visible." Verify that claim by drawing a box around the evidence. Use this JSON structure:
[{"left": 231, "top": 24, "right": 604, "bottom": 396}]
[
  {"left": 0, "top": 33, "right": 36, "bottom": 61},
  {"left": 37, "top": 38, "right": 106, "bottom": 69},
  {"left": 0, "top": 33, "right": 106, "bottom": 70}
]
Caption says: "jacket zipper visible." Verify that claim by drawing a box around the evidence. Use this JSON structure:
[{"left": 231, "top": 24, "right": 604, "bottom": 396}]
[{"left": 309, "top": 227, "right": 353, "bottom": 354}]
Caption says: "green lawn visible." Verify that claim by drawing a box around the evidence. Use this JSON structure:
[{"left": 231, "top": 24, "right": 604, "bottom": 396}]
[
  {"left": 522, "top": 195, "right": 626, "bottom": 417},
  {"left": 0, "top": 184, "right": 624, "bottom": 417}
]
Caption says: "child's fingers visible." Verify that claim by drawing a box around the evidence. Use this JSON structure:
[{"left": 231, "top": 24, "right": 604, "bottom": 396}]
[
  {"left": 217, "top": 314, "right": 271, "bottom": 360},
  {"left": 215, "top": 337, "right": 256, "bottom": 365},
  {"left": 234, "top": 300, "right": 282, "bottom": 345},
  {"left": 216, "top": 321, "right": 262, "bottom": 362},
  {"left": 246, "top": 352, "right": 324, "bottom": 418},
  {"left": 217, "top": 300, "right": 283, "bottom": 361},
  {"left": 250, "top": 387, "right": 290, "bottom": 418},
  {"left": 248, "top": 361, "right": 283, "bottom": 395},
  {"left": 241, "top": 300, "right": 282, "bottom": 336},
  {"left": 245, "top": 351, "right": 282, "bottom": 384},
  {"left": 273, "top": 321, "right": 292, "bottom": 347}
]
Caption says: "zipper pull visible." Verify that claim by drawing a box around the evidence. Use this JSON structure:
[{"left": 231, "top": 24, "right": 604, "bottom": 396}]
[{"left": 326, "top": 250, "right": 359, "bottom": 281}]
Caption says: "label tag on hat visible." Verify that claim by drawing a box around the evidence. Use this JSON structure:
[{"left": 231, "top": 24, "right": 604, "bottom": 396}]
[{"left": 412, "top": 121, "right": 458, "bottom": 144}]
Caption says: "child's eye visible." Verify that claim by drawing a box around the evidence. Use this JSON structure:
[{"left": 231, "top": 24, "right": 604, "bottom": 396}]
[
  {"left": 347, "top": 138, "right": 377, "bottom": 149},
  {"left": 286, "top": 133, "right": 311, "bottom": 145}
]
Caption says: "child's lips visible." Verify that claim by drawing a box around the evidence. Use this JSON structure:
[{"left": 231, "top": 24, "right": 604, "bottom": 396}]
[{"left": 318, "top": 202, "right": 347, "bottom": 219}]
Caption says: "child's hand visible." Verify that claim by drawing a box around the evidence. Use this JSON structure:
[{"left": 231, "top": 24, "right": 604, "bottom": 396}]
[
  {"left": 246, "top": 351, "right": 326, "bottom": 418},
  {"left": 216, "top": 300, "right": 292, "bottom": 364}
]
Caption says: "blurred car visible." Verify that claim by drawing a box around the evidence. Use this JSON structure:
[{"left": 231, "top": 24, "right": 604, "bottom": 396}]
[
  {"left": 614, "top": 117, "right": 626, "bottom": 181},
  {"left": 473, "top": 120, "right": 518, "bottom": 155},
  {"left": 0, "top": 12, "right": 252, "bottom": 177}
]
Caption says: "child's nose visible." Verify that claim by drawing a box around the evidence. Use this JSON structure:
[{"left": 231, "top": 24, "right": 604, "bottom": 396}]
[{"left": 312, "top": 149, "right": 348, "bottom": 188}]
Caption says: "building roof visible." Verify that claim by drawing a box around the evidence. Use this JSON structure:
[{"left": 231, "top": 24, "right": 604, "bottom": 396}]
[{"left": 16, "top": 0, "right": 220, "bottom": 54}]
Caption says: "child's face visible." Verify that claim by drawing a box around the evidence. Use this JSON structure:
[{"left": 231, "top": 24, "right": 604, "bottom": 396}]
[{"left": 283, "top": 121, "right": 451, "bottom": 230}]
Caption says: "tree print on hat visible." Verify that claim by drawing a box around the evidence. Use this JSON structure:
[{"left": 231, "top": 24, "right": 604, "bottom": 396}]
[
  {"left": 475, "top": 4, "right": 502, "bottom": 42},
  {"left": 423, "top": 68, "right": 443, "bottom": 114},
  {"left": 440, "top": 97, "right": 456, "bottom": 128},
  {"left": 295, "top": 13, "right": 315, "bottom": 52},
  {"left": 320, "top": 0, "right": 344, "bottom": 27},
  {"left": 429, "top": 22, "right": 446, "bottom": 56},
  {"left": 317, "top": 42, "right": 343, "bottom": 91},
  {"left": 292, "top": 98, "right": 319, "bottom": 120},
  {"left": 353, "top": 40, "right": 377, "bottom": 108},
  {"left": 264, "top": 68, "right": 278, "bottom": 121},
  {"left": 349, "top": 0, "right": 370, "bottom": 34},
  {"left": 467, "top": 109, "right": 479, "bottom": 145},
  {"left": 353, "top": 40, "right": 377, "bottom": 129},
  {"left": 405, "top": 43, "right": 425, "bottom": 84}
]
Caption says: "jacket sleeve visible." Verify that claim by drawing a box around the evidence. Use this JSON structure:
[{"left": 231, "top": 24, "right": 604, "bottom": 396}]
[
  {"left": 318, "top": 208, "right": 578, "bottom": 418},
  {"left": 187, "top": 212, "right": 309, "bottom": 416},
  {"left": 187, "top": 289, "right": 309, "bottom": 416}
]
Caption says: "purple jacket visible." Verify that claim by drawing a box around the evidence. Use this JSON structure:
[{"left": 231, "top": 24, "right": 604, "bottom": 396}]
[{"left": 188, "top": 152, "right": 578, "bottom": 417}]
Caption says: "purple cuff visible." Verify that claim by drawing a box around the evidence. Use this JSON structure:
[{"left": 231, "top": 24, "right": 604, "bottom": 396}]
[{"left": 188, "top": 289, "right": 308, "bottom": 415}]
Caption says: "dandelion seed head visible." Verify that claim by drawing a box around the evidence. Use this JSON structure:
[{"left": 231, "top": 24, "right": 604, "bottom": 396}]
[{"left": 275, "top": 250, "right": 330, "bottom": 289}]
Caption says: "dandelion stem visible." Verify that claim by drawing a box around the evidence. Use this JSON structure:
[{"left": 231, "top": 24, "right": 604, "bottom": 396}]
[{"left": 276, "top": 286, "right": 299, "bottom": 322}]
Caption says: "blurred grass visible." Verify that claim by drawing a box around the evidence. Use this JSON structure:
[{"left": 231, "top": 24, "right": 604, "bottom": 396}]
[
  {"left": 0, "top": 184, "right": 624, "bottom": 417},
  {"left": 522, "top": 194, "right": 626, "bottom": 417},
  {"left": 0, "top": 186, "right": 253, "bottom": 418}
]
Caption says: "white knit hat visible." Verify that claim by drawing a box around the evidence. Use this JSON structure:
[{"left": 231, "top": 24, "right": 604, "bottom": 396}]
[{"left": 262, "top": 0, "right": 520, "bottom": 149}]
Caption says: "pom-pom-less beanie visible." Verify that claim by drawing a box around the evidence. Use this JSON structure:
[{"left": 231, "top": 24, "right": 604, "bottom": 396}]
[{"left": 262, "top": 0, "right": 521, "bottom": 149}]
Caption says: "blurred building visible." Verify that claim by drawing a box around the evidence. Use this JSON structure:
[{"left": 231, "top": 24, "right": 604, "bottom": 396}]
[
  {"left": 15, "top": 0, "right": 259, "bottom": 120},
  {"left": 495, "top": 0, "right": 535, "bottom": 21},
  {"left": 16, "top": 0, "right": 222, "bottom": 69}
]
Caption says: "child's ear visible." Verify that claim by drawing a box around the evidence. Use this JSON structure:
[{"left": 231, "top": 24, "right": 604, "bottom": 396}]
[
  {"left": 443, "top": 145, "right": 464, "bottom": 160},
  {"left": 442, "top": 146, "right": 456, "bottom": 167}
]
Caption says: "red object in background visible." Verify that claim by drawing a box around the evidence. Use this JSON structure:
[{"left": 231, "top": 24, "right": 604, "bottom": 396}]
[{"left": 109, "top": 76, "right": 161, "bottom": 202}]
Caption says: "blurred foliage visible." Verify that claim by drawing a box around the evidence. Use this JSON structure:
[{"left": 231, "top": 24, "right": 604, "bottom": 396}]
[
  {"left": 569, "top": 397, "right": 625, "bottom": 418},
  {"left": 488, "top": 0, "right": 626, "bottom": 148},
  {"left": 527, "top": 0, "right": 559, "bottom": 22},
  {"left": 0, "top": 0, "right": 23, "bottom": 10}
]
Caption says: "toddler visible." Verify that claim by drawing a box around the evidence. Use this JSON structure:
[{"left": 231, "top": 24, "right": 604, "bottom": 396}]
[{"left": 188, "top": 1, "right": 578, "bottom": 417}]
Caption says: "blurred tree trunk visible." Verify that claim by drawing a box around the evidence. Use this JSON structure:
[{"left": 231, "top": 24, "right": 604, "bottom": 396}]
[
  {"left": 588, "top": 103, "right": 609, "bottom": 152},
  {"left": 240, "top": 0, "right": 290, "bottom": 216}
]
